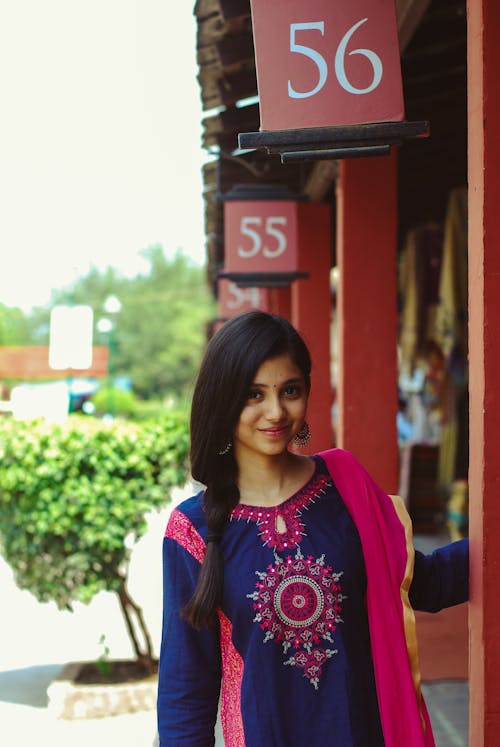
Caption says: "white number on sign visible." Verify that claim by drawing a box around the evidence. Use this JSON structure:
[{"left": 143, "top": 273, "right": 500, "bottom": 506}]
[
  {"left": 238, "top": 216, "right": 288, "bottom": 259},
  {"left": 288, "top": 22, "right": 328, "bottom": 99},
  {"left": 227, "top": 283, "right": 262, "bottom": 309},
  {"left": 288, "top": 18, "right": 383, "bottom": 99}
]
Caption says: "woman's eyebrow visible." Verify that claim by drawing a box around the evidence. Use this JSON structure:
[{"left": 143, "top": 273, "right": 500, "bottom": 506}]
[{"left": 251, "top": 377, "right": 303, "bottom": 388}]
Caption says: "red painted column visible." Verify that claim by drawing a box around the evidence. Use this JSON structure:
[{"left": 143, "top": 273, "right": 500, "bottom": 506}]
[
  {"left": 269, "top": 287, "right": 291, "bottom": 320},
  {"left": 291, "top": 202, "right": 333, "bottom": 454},
  {"left": 468, "top": 1, "right": 500, "bottom": 743},
  {"left": 336, "top": 152, "right": 399, "bottom": 493}
]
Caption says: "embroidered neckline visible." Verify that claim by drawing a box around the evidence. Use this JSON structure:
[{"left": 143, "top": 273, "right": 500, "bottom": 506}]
[{"left": 230, "top": 465, "right": 332, "bottom": 551}]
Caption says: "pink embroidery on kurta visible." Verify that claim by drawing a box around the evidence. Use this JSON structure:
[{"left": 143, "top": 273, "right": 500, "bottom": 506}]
[
  {"left": 218, "top": 610, "right": 246, "bottom": 747},
  {"left": 231, "top": 473, "right": 332, "bottom": 551},
  {"left": 165, "top": 508, "right": 206, "bottom": 563},
  {"left": 248, "top": 546, "right": 344, "bottom": 689}
]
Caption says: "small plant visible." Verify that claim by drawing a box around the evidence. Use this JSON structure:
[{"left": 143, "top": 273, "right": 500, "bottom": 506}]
[{"left": 96, "top": 634, "right": 112, "bottom": 680}]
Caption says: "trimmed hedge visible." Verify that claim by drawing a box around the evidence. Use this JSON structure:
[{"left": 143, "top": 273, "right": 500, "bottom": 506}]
[{"left": 0, "top": 413, "right": 189, "bottom": 610}]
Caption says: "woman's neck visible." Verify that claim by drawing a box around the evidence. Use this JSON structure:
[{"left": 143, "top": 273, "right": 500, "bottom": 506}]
[{"left": 236, "top": 451, "right": 314, "bottom": 507}]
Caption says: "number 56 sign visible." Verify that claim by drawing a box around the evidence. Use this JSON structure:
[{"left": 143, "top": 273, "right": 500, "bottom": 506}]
[{"left": 249, "top": 0, "right": 404, "bottom": 131}]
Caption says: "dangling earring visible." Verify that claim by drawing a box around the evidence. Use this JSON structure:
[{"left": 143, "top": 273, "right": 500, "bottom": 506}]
[
  {"left": 293, "top": 422, "right": 311, "bottom": 447},
  {"left": 218, "top": 441, "right": 232, "bottom": 456}
]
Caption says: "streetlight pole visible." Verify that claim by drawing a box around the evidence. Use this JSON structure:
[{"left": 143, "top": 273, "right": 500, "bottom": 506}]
[{"left": 97, "top": 295, "right": 122, "bottom": 418}]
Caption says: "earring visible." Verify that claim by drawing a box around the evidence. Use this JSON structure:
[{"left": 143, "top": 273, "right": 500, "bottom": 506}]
[
  {"left": 293, "top": 422, "right": 311, "bottom": 447},
  {"left": 218, "top": 441, "right": 232, "bottom": 456}
]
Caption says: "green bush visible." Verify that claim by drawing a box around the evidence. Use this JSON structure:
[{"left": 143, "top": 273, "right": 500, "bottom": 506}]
[
  {"left": 90, "top": 386, "right": 139, "bottom": 418},
  {"left": 0, "top": 411, "right": 190, "bottom": 666}
]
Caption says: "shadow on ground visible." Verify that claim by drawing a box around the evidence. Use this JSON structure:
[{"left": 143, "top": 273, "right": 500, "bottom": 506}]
[{"left": 0, "top": 664, "right": 62, "bottom": 707}]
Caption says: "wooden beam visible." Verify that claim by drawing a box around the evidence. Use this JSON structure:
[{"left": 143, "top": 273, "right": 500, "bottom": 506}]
[
  {"left": 194, "top": 0, "right": 221, "bottom": 21},
  {"left": 396, "top": 0, "right": 431, "bottom": 52}
]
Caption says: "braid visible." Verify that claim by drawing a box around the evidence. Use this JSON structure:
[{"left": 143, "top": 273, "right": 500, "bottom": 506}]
[{"left": 181, "top": 457, "right": 239, "bottom": 629}]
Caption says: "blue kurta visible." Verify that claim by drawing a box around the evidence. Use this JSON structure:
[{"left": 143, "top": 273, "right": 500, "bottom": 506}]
[{"left": 157, "top": 456, "right": 468, "bottom": 747}]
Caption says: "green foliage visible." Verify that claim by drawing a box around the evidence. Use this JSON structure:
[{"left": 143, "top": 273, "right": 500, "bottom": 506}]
[
  {"left": 51, "top": 247, "right": 215, "bottom": 400},
  {"left": 91, "top": 387, "right": 139, "bottom": 418},
  {"left": 0, "top": 303, "right": 32, "bottom": 345},
  {"left": 96, "top": 634, "right": 112, "bottom": 680},
  {"left": 131, "top": 399, "right": 175, "bottom": 422},
  {"left": 0, "top": 247, "right": 215, "bottom": 401},
  {"left": 107, "top": 248, "right": 214, "bottom": 400},
  {"left": 0, "top": 412, "right": 190, "bottom": 611}
]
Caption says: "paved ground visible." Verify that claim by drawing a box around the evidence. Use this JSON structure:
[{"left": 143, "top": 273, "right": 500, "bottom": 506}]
[
  {"left": 423, "top": 681, "right": 468, "bottom": 747},
  {"left": 414, "top": 533, "right": 469, "bottom": 747},
  {"left": 0, "top": 492, "right": 468, "bottom": 746}
]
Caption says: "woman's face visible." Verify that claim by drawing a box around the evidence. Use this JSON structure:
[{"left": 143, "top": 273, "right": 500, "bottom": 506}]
[{"left": 233, "top": 353, "right": 308, "bottom": 462}]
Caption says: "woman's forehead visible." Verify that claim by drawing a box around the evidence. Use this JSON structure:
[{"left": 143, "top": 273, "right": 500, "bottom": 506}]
[{"left": 252, "top": 354, "right": 304, "bottom": 385}]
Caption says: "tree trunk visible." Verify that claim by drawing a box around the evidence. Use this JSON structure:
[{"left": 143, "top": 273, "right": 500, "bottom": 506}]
[{"left": 116, "top": 577, "right": 155, "bottom": 675}]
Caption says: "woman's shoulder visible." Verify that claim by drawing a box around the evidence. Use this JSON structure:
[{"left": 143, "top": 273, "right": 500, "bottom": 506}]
[
  {"left": 164, "top": 489, "right": 207, "bottom": 558},
  {"left": 171, "top": 488, "right": 206, "bottom": 527},
  {"left": 315, "top": 447, "right": 361, "bottom": 470}
]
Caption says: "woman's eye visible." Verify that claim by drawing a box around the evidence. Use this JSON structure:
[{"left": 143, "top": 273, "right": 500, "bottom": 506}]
[
  {"left": 247, "top": 390, "right": 262, "bottom": 401},
  {"left": 283, "top": 385, "right": 301, "bottom": 397}
]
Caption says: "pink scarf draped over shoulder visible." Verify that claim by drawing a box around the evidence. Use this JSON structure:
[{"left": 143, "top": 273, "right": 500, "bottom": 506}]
[{"left": 319, "top": 448, "right": 435, "bottom": 747}]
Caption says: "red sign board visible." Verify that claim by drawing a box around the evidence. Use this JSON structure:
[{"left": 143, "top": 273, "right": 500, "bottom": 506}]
[
  {"left": 218, "top": 279, "right": 270, "bottom": 317},
  {"left": 249, "top": 0, "right": 404, "bottom": 130},
  {"left": 224, "top": 200, "right": 299, "bottom": 273},
  {"left": 0, "top": 346, "right": 109, "bottom": 380}
]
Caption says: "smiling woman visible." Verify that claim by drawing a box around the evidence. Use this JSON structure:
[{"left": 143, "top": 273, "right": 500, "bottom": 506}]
[{"left": 157, "top": 311, "right": 469, "bottom": 747}]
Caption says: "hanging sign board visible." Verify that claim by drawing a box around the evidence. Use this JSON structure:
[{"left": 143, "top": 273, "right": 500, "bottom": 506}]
[
  {"left": 249, "top": 0, "right": 404, "bottom": 131},
  {"left": 224, "top": 200, "right": 299, "bottom": 274},
  {"left": 218, "top": 279, "right": 270, "bottom": 317}
]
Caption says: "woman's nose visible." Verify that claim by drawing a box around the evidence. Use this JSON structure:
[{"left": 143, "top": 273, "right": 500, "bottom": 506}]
[{"left": 266, "top": 395, "right": 285, "bottom": 420}]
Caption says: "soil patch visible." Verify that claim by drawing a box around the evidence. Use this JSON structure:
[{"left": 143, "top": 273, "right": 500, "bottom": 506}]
[{"left": 75, "top": 659, "right": 158, "bottom": 685}]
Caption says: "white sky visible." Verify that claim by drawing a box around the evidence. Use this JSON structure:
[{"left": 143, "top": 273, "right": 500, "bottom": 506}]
[{"left": 0, "top": 1, "right": 207, "bottom": 311}]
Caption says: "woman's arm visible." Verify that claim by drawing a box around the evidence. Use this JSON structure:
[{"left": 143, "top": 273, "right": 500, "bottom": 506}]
[
  {"left": 157, "top": 534, "right": 221, "bottom": 747},
  {"left": 409, "top": 537, "right": 469, "bottom": 612}
]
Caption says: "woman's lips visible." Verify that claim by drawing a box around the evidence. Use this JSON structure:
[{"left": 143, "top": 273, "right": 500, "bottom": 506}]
[{"left": 259, "top": 426, "right": 289, "bottom": 437}]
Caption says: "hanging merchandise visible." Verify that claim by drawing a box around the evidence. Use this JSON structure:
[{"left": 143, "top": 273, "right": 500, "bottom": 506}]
[
  {"left": 434, "top": 187, "right": 468, "bottom": 369},
  {"left": 398, "top": 222, "right": 444, "bottom": 375},
  {"left": 398, "top": 222, "right": 445, "bottom": 447},
  {"left": 433, "top": 186, "right": 468, "bottom": 487}
]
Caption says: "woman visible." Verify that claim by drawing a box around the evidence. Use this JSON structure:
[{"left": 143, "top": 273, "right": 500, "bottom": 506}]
[{"left": 157, "top": 311, "right": 468, "bottom": 747}]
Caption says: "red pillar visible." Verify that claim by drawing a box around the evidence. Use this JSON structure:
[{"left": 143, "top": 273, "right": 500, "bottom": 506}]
[
  {"left": 291, "top": 202, "right": 333, "bottom": 453},
  {"left": 269, "top": 287, "right": 291, "bottom": 319},
  {"left": 336, "top": 152, "right": 399, "bottom": 493},
  {"left": 468, "top": 0, "right": 500, "bottom": 742}
]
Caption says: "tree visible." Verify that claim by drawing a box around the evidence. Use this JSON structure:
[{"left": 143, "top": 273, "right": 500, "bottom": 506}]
[
  {"left": 27, "top": 246, "right": 215, "bottom": 400},
  {"left": 0, "top": 412, "right": 190, "bottom": 672},
  {"left": 0, "top": 303, "right": 32, "bottom": 345},
  {"left": 115, "top": 247, "right": 213, "bottom": 398}
]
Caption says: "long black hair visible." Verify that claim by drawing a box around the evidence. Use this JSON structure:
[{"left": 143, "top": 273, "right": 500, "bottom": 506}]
[{"left": 182, "top": 311, "right": 311, "bottom": 628}]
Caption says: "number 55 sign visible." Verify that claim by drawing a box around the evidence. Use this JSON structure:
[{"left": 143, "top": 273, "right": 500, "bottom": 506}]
[
  {"left": 224, "top": 201, "right": 298, "bottom": 274},
  {"left": 249, "top": 0, "right": 404, "bottom": 131}
]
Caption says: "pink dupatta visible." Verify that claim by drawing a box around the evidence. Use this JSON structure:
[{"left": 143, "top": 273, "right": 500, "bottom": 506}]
[{"left": 319, "top": 448, "right": 435, "bottom": 747}]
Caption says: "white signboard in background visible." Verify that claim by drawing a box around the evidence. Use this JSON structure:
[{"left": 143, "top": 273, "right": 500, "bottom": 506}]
[
  {"left": 11, "top": 381, "right": 70, "bottom": 423},
  {"left": 49, "top": 305, "right": 94, "bottom": 370}
]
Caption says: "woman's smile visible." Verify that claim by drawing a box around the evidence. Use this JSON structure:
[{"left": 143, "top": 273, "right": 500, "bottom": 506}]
[{"left": 259, "top": 426, "right": 290, "bottom": 438}]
